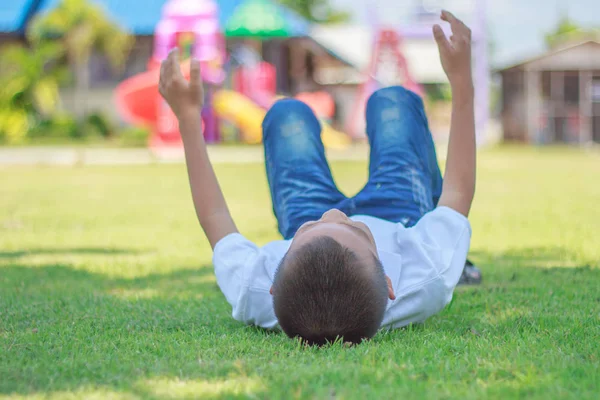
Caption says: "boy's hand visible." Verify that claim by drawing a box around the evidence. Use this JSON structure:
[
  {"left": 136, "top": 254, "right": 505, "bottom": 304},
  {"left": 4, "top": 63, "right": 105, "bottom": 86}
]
[
  {"left": 158, "top": 49, "right": 204, "bottom": 119},
  {"left": 435, "top": 10, "right": 476, "bottom": 218},
  {"left": 433, "top": 11, "right": 473, "bottom": 90}
]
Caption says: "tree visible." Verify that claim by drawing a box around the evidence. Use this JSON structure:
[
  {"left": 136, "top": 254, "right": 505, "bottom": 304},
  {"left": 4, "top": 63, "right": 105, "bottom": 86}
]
[
  {"left": 545, "top": 14, "right": 599, "bottom": 49},
  {"left": 276, "top": 0, "right": 351, "bottom": 23},
  {"left": 0, "top": 43, "right": 69, "bottom": 143},
  {"left": 27, "top": 0, "right": 133, "bottom": 117}
]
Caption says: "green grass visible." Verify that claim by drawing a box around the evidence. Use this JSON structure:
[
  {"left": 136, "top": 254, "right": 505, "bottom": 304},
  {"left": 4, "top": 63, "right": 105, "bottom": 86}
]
[{"left": 1, "top": 146, "right": 599, "bottom": 400}]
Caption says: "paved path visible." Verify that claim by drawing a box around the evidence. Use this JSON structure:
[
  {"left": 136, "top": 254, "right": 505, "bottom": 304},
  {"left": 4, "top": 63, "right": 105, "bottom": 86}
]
[
  {"left": 0, "top": 118, "right": 505, "bottom": 167},
  {"left": 0, "top": 144, "right": 375, "bottom": 166}
]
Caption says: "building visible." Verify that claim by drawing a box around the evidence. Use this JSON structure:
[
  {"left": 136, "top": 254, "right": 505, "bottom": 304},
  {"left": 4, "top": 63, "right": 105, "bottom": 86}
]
[{"left": 499, "top": 40, "right": 600, "bottom": 144}]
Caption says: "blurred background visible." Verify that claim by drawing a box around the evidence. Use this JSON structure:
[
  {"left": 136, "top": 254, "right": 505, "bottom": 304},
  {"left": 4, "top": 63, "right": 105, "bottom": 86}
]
[{"left": 0, "top": 0, "right": 599, "bottom": 157}]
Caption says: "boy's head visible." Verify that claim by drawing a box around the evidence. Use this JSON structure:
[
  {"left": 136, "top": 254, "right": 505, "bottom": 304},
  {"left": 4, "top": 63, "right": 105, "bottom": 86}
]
[{"left": 271, "top": 209, "right": 396, "bottom": 346}]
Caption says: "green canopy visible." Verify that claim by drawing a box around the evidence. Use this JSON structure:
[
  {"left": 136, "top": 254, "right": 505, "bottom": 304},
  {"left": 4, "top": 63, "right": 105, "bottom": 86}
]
[{"left": 224, "top": 0, "right": 310, "bottom": 38}]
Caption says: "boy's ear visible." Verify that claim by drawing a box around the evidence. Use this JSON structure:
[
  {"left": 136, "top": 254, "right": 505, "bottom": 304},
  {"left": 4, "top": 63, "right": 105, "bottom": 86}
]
[
  {"left": 269, "top": 286, "right": 274, "bottom": 295},
  {"left": 386, "top": 276, "right": 396, "bottom": 300}
]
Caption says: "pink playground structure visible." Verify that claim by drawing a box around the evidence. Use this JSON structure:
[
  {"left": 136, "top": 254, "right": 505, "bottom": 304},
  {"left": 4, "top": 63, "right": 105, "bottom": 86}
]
[
  {"left": 115, "top": 0, "right": 226, "bottom": 150},
  {"left": 115, "top": 0, "right": 350, "bottom": 151},
  {"left": 115, "top": 0, "right": 490, "bottom": 149}
]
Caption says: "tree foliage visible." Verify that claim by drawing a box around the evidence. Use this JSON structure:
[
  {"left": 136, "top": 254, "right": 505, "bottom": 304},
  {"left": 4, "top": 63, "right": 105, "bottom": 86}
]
[
  {"left": 27, "top": 0, "right": 133, "bottom": 117},
  {"left": 0, "top": 43, "right": 69, "bottom": 143},
  {"left": 276, "top": 0, "right": 351, "bottom": 23},
  {"left": 27, "top": 0, "right": 133, "bottom": 70},
  {"left": 545, "top": 14, "right": 599, "bottom": 49},
  {"left": 0, "top": 0, "right": 133, "bottom": 142}
]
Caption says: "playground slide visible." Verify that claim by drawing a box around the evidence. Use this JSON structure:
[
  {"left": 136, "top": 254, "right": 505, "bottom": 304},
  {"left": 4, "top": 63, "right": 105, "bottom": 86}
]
[
  {"left": 116, "top": 69, "right": 351, "bottom": 149},
  {"left": 115, "top": 61, "right": 195, "bottom": 129},
  {"left": 212, "top": 90, "right": 351, "bottom": 150},
  {"left": 212, "top": 90, "right": 265, "bottom": 145},
  {"left": 114, "top": 66, "right": 162, "bottom": 128}
]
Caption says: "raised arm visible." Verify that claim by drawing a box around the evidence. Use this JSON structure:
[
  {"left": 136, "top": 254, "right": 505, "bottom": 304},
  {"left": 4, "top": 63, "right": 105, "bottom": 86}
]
[
  {"left": 433, "top": 11, "right": 476, "bottom": 217},
  {"left": 159, "top": 50, "right": 238, "bottom": 248}
]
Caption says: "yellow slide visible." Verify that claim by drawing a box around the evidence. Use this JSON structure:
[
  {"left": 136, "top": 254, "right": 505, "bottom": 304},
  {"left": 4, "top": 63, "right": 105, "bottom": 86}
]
[{"left": 212, "top": 90, "right": 351, "bottom": 149}]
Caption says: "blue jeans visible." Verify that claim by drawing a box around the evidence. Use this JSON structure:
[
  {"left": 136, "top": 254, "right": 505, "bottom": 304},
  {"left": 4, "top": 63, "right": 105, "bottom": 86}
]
[{"left": 262, "top": 86, "right": 443, "bottom": 240}]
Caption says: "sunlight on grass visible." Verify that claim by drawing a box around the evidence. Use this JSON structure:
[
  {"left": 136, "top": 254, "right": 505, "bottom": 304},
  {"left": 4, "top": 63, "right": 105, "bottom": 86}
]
[
  {"left": 109, "top": 284, "right": 210, "bottom": 300},
  {"left": 474, "top": 366, "right": 554, "bottom": 392},
  {"left": 481, "top": 306, "right": 531, "bottom": 325},
  {"left": 0, "top": 389, "right": 136, "bottom": 400},
  {"left": 137, "top": 376, "right": 265, "bottom": 399},
  {"left": 109, "top": 288, "right": 163, "bottom": 299}
]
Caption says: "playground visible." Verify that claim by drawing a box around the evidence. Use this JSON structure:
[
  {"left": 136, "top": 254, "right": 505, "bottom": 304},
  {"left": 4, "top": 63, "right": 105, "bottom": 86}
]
[
  {"left": 113, "top": 0, "right": 490, "bottom": 152},
  {"left": 1, "top": 146, "right": 599, "bottom": 399},
  {"left": 114, "top": 0, "right": 353, "bottom": 151}
]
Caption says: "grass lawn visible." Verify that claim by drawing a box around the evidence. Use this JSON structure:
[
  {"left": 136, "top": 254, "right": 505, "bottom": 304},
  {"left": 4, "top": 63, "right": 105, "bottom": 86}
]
[{"left": 1, "top": 146, "right": 599, "bottom": 399}]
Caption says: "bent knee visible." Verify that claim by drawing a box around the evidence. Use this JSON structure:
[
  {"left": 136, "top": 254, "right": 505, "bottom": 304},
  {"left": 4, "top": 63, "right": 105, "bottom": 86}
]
[
  {"left": 263, "top": 98, "right": 320, "bottom": 143},
  {"left": 370, "top": 86, "right": 419, "bottom": 103},
  {"left": 366, "top": 86, "right": 425, "bottom": 118},
  {"left": 265, "top": 98, "right": 315, "bottom": 121}
]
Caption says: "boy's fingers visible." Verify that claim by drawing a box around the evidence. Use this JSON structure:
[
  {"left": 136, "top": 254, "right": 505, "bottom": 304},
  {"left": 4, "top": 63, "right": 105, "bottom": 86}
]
[
  {"left": 441, "top": 10, "right": 453, "bottom": 22},
  {"left": 190, "top": 58, "right": 202, "bottom": 90},
  {"left": 164, "top": 52, "right": 174, "bottom": 80},
  {"left": 164, "top": 48, "right": 177, "bottom": 80},
  {"left": 159, "top": 59, "right": 166, "bottom": 83},
  {"left": 170, "top": 48, "right": 184, "bottom": 78},
  {"left": 158, "top": 66, "right": 164, "bottom": 95},
  {"left": 442, "top": 10, "right": 467, "bottom": 32},
  {"left": 159, "top": 60, "right": 167, "bottom": 92},
  {"left": 433, "top": 24, "right": 451, "bottom": 53},
  {"left": 169, "top": 48, "right": 178, "bottom": 65},
  {"left": 441, "top": 10, "right": 459, "bottom": 24}
]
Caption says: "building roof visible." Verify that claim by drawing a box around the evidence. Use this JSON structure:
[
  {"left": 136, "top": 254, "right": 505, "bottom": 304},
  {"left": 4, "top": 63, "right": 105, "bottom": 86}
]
[
  {"left": 37, "top": 0, "right": 308, "bottom": 36},
  {"left": 498, "top": 39, "right": 600, "bottom": 72},
  {"left": 309, "top": 25, "right": 448, "bottom": 84},
  {"left": 0, "top": 0, "right": 39, "bottom": 33}
]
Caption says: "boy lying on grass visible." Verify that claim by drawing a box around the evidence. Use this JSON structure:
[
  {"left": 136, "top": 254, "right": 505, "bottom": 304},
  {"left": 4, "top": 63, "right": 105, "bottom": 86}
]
[{"left": 159, "top": 11, "right": 479, "bottom": 345}]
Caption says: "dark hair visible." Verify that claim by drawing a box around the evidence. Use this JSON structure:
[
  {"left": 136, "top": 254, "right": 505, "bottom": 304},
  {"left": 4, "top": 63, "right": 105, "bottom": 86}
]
[{"left": 272, "top": 236, "right": 389, "bottom": 346}]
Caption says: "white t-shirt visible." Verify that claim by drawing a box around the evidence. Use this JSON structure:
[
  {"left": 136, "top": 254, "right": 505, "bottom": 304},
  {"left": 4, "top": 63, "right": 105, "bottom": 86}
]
[{"left": 213, "top": 206, "right": 471, "bottom": 330}]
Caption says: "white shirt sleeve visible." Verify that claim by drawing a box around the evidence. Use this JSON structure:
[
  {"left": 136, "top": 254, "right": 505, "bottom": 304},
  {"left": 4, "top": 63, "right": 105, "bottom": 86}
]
[
  {"left": 212, "top": 233, "right": 278, "bottom": 329},
  {"left": 212, "top": 233, "right": 258, "bottom": 319},
  {"left": 412, "top": 206, "right": 472, "bottom": 310}
]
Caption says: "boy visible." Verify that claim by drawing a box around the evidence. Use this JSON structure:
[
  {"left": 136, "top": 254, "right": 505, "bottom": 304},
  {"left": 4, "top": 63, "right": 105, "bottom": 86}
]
[{"left": 159, "top": 11, "right": 478, "bottom": 345}]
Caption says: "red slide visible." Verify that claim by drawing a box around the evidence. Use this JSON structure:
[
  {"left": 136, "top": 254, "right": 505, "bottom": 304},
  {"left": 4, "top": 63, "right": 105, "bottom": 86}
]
[
  {"left": 115, "top": 62, "right": 195, "bottom": 148},
  {"left": 115, "top": 68, "right": 161, "bottom": 127}
]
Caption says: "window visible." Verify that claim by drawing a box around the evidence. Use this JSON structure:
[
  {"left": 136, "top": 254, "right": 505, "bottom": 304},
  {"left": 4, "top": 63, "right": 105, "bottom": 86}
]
[
  {"left": 542, "top": 71, "right": 551, "bottom": 100},
  {"left": 592, "top": 77, "right": 600, "bottom": 103},
  {"left": 563, "top": 73, "right": 579, "bottom": 105}
]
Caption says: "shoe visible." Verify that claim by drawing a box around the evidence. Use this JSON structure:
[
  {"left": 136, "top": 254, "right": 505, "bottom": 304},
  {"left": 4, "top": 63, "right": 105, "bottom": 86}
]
[{"left": 458, "top": 259, "right": 482, "bottom": 285}]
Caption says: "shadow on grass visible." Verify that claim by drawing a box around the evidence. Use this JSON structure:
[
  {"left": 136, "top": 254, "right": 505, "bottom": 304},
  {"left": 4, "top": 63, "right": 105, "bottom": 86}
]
[
  {"left": 1, "top": 246, "right": 599, "bottom": 398},
  {"left": 0, "top": 262, "right": 222, "bottom": 304},
  {"left": 0, "top": 247, "right": 146, "bottom": 259},
  {"left": 1, "top": 261, "right": 272, "bottom": 398}
]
